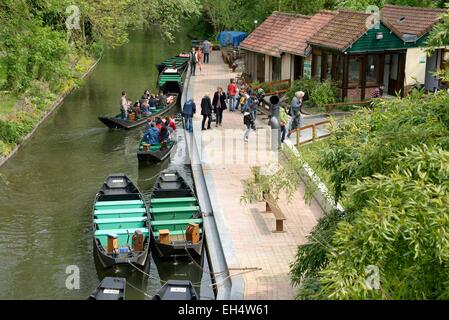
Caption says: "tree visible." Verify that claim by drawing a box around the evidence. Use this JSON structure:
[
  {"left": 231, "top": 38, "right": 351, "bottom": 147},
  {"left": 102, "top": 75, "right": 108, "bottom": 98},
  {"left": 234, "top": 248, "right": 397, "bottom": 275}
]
[
  {"left": 318, "top": 145, "right": 449, "bottom": 299},
  {"left": 288, "top": 91, "right": 449, "bottom": 299},
  {"left": 426, "top": 5, "right": 449, "bottom": 81}
]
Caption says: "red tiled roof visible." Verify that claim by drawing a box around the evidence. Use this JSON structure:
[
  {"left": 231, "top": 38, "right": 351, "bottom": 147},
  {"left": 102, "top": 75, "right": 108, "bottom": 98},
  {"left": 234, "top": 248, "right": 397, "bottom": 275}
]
[
  {"left": 381, "top": 4, "right": 445, "bottom": 39},
  {"left": 281, "top": 11, "right": 337, "bottom": 56},
  {"left": 239, "top": 12, "right": 311, "bottom": 57},
  {"left": 307, "top": 10, "right": 370, "bottom": 51}
]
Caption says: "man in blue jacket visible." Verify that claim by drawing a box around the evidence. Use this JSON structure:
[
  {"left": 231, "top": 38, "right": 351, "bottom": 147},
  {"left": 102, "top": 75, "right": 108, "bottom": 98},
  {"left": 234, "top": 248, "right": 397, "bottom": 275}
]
[
  {"left": 144, "top": 123, "right": 161, "bottom": 145},
  {"left": 182, "top": 99, "right": 196, "bottom": 133}
]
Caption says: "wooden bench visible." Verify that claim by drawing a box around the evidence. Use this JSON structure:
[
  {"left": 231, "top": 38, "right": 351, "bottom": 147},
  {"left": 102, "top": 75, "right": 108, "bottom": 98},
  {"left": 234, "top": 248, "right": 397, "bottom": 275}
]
[{"left": 262, "top": 192, "right": 287, "bottom": 233}]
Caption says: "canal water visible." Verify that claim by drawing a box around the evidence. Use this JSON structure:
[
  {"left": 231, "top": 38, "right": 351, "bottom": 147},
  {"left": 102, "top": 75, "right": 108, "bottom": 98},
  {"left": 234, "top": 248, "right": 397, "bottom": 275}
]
[{"left": 0, "top": 30, "right": 214, "bottom": 300}]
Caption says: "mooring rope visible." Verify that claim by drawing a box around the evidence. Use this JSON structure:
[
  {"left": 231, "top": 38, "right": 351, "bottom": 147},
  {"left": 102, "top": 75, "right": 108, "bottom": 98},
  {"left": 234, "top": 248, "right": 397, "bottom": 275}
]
[{"left": 127, "top": 281, "right": 153, "bottom": 299}]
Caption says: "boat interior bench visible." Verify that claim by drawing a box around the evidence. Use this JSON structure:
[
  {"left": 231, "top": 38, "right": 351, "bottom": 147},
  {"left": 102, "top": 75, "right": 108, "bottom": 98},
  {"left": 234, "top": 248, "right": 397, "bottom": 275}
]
[
  {"left": 95, "top": 200, "right": 144, "bottom": 207},
  {"left": 150, "top": 197, "right": 197, "bottom": 204},
  {"left": 150, "top": 206, "right": 200, "bottom": 214},
  {"left": 151, "top": 218, "right": 202, "bottom": 226},
  {"left": 94, "top": 217, "right": 148, "bottom": 229},
  {"left": 153, "top": 228, "right": 203, "bottom": 237},
  {"left": 94, "top": 208, "right": 146, "bottom": 215},
  {"left": 95, "top": 228, "right": 149, "bottom": 246},
  {"left": 262, "top": 192, "right": 287, "bottom": 233}
]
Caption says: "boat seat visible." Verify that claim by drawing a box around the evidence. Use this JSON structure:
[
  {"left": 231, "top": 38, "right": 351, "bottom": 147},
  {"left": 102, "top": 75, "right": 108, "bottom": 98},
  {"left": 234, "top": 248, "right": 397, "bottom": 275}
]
[
  {"left": 94, "top": 217, "right": 147, "bottom": 224},
  {"left": 95, "top": 228, "right": 149, "bottom": 236},
  {"left": 151, "top": 218, "right": 202, "bottom": 226},
  {"left": 95, "top": 228, "right": 149, "bottom": 246},
  {"left": 150, "top": 206, "right": 199, "bottom": 214},
  {"left": 94, "top": 208, "right": 146, "bottom": 215},
  {"left": 154, "top": 228, "right": 203, "bottom": 237},
  {"left": 95, "top": 200, "right": 144, "bottom": 207},
  {"left": 150, "top": 197, "right": 197, "bottom": 204}
]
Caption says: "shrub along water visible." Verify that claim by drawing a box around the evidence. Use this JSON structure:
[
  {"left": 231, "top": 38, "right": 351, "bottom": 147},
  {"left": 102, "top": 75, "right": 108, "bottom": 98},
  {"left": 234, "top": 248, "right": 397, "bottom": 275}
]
[{"left": 0, "top": 0, "right": 201, "bottom": 158}]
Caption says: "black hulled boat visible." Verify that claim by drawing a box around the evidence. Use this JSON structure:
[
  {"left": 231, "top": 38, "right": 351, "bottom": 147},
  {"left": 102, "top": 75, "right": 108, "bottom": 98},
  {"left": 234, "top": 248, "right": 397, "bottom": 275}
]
[
  {"left": 152, "top": 280, "right": 198, "bottom": 300},
  {"left": 149, "top": 170, "right": 204, "bottom": 259},
  {"left": 98, "top": 93, "right": 178, "bottom": 130},
  {"left": 93, "top": 174, "right": 150, "bottom": 268},
  {"left": 88, "top": 277, "right": 126, "bottom": 300}
]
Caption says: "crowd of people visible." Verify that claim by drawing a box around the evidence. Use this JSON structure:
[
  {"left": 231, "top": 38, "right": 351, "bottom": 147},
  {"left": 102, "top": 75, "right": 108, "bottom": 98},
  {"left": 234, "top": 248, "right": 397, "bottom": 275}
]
[
  {"left": 181, "top": 77, "right": 307, "bottom": 143},
  {"left": 142, "top": 116, "right": 177, "bottom": 146},
  {"left": 120, "top": 90, "right": 170, "bottom": 121},
  {"left": 181, "top": 78, "right": 265, "bottom": 134}
]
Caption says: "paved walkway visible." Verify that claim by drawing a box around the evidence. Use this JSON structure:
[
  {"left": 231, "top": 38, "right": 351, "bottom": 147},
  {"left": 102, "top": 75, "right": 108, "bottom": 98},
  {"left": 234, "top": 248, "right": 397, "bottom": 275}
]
[{"left": 187, "top": 52, "right": 324, "bottom": 299}]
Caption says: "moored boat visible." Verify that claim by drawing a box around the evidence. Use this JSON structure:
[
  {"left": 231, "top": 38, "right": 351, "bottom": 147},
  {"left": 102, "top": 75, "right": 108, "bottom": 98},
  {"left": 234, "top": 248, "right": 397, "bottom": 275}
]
[
  {"left": 152, "top": 280, "right": 198, "bottom": 300},
  {"left": 98, "top": 93, "right": 178, "bottom": 130},
  {"left": 149, "top": 170, "right": 204, "bottom": 259},
  {"left": 137, "top": 139, "right": 177, "bottom": 163},
  {"left": 158, "top": 68, "right": 184, "bottom": 95},
  {"left": 88, "top": 277, "right": 126, "bottom": 300},
  {"left": 93, "top": 174, "right": 150, "bottom": 268},
  {"left": 156, "top": 54, "right": 190, "bottom": 74}
]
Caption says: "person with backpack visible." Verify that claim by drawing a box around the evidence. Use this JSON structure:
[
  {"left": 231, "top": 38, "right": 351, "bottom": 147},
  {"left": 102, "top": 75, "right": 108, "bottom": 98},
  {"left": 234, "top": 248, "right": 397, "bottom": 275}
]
[
  {"left": 202, "top": 40, "right": 212, "bottom": 64},
  {"left": 248, "top": 93, "right": 259, "bottom": 121},
  {"left": 182, "top": 99, "right": 196, "bottom": 133},
  {"left": 189, "top": 47, "right": 198, "bottom": 76}
]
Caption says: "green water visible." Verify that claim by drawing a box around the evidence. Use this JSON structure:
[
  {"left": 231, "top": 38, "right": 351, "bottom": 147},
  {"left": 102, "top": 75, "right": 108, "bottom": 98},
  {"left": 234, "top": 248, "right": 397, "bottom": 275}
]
[{"left": 0, "top": 30, "right": 213, "bottom": 300}]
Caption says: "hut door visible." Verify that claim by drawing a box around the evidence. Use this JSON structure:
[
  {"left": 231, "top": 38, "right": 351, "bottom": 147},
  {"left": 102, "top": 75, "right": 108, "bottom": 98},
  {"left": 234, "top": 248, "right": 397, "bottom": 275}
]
[
  {"left": 293, "top": 55, "right": 303, "bottom": 80},
  {"left": 388, "top": 53, "right": 405, "bottom": 96}
]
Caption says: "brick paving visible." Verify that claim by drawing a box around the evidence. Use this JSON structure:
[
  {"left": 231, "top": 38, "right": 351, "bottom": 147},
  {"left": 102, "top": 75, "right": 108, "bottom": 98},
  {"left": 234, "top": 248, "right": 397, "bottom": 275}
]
[{"left": 187, "top": 51, "right": 324, "bottom": 300}]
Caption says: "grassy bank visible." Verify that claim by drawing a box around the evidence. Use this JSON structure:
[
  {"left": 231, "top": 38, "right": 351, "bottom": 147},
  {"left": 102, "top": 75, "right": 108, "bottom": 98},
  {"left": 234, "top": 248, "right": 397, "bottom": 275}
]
[
  {"left": 0, "top": 55, "right": 96, "bottom": 158},
  {"left": 297, "top": 140, "right": 333, "bottom": 193}
]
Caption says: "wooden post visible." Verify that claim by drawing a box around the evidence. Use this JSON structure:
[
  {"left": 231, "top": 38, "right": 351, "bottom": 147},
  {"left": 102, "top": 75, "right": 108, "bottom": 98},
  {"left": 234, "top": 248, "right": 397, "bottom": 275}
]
[
  {"left": 296, "top": 129, "right": 300, "bottom": 146},
  {"left": 312, "top": 124, "right": 317, "bottom": 141},
  {"left": 265, "top": 199, "right": 273, "bottom": 213},
  {"left": 275, "top": 220, "right": 284, "bottom": 232}
]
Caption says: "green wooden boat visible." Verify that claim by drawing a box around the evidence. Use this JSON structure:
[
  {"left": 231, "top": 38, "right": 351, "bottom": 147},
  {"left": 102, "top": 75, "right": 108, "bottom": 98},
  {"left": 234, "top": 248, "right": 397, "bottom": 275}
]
[
  {"left": 137, "top": 140, "right": 176, "bottom": 163},
  {"left": 156, "top": 54, "right": 190, "bottom": 74},
  {"left": 98, "top": 93, "right": 178, "bottom": 130},
  {"left": 93, "top": 174, "right": 150, "bottom": 268},
  {"left": 158, "top": 69, "right": 184, "bottom": 95},
  {"left": 149, "top": 170, "right": 204, "bottom": 259}
]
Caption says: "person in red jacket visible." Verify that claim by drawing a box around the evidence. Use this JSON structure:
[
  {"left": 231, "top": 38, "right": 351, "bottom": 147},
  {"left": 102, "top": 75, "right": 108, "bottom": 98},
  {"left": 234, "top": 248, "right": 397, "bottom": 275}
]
[
  {"left": 165, "top": 116, "right": 177, "bottom": 131},
  {"left": 227, "top": 78, "right": 238, "bottom": 112}
]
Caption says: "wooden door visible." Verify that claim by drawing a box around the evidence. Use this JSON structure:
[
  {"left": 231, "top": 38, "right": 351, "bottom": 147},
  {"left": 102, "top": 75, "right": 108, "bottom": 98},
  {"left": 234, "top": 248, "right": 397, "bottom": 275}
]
[
  {"left": 388, "top": 53, "right": 405, "bottom": 96},
  {"left": 293, "top": 55, "right": 303, "bottom": 80}
]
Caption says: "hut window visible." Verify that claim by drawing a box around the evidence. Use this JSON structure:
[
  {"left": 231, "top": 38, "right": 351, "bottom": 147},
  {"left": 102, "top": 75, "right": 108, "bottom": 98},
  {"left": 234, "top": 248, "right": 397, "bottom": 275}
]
[
  {"left": 272, "top": 56, "right": 282, "bottom": 81},
  {"left": 324, "top": 53, "right": 333, "bottom": 80},
  {"left": 348, "top": 56, "right": 361, "bottom": 85}
]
